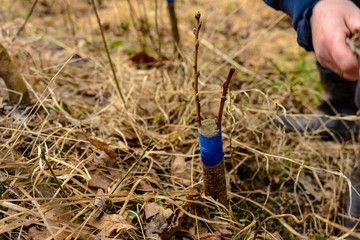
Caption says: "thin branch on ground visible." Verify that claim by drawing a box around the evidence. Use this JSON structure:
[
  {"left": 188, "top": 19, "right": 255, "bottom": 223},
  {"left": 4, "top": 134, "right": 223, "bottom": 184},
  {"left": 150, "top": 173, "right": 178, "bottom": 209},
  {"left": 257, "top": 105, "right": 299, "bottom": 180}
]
[
  {"left": 15, "top": 0, "right": 39, "bottom": 38},
  {"left": 40, "top": 148, "right": 68, "bottom": 198},
  {"left": 111, "top": 139, "right": 153, "bottom": 194},
  {"left": 90, "top": 0, "right": 127, "bottom": 109}
]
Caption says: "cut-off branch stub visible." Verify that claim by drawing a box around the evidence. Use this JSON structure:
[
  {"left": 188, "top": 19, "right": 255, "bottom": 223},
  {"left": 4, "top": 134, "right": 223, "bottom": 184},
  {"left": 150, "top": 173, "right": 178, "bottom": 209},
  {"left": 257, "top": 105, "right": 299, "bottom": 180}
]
[{"left": 198, "top": 119, "right": 227, "bottom": 205}]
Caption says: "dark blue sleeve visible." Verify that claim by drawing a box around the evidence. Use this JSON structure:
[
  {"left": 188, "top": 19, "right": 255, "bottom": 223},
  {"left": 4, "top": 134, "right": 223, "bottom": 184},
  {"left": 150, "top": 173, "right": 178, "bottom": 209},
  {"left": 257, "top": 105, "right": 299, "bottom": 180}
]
[{"left": 263, "top": 0, "right": 319, "bottom": 51}]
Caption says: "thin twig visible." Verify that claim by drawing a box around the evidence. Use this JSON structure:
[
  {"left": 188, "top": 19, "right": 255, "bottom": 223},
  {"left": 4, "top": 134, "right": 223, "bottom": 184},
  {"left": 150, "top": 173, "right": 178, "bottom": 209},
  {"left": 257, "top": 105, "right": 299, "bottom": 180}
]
[
  {"left": 193, "top": 12, "right": 202, "bottom": 127},
  {"left": 111, "top": 139, "right": 153, "bottom": 194},
  {"left": 155, "top": 0, "right": 165, "bottom": 89},
  {"left": 40, "top": 148, "right": 67, "bottom": 198},
  {"left": 217, "top": 68, "right": 235, "bottom": 129},
  {"left": 15, "top": 0, "right": 39, "bottom": 38},
  {"left": 90, "top": 0, "right": 127, "bottom": 109}
]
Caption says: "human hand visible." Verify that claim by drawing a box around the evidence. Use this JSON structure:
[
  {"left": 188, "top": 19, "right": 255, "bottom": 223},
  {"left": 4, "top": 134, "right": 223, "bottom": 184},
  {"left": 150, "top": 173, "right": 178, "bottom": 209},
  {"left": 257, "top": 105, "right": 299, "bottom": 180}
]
[{"left": 310, "top": 0, "right": 360, "bottom": 81}]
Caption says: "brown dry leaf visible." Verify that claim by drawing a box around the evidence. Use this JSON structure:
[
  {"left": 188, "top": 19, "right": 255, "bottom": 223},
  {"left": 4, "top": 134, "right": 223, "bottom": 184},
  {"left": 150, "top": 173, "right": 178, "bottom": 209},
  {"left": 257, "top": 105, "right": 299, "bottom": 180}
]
[
  {"left": 89, "top": 213, "right": 136, "bottom": 237},
  {"left": 82, "top": 130, "right": 118, "bottom": 160},
  {"left": 171, "top": 156, "right": 191, "bottom": 187},
  {"left": 159, "top": 207, "right": 187, "bottom": 239},
  {"left": 270, "top": 231, "right": 283, "bottom": 240},
  {"left": 112, "top": 129, "right": 138, "bottom": 141},
  {"left": 139, "top": 179, "right": 156, "bottom": 192},
  {"left": 298, "top": 173, "right": 321, "bottom": 202},
  {"left": 108, "top": 168, "right": 125, "bottom": 179},
  {"left": 129, "top": 51, "right": 157, "bottom": 66},
  {"left": 112, "top": 129, "right": 140, "bottom": 147},
  {"left": 28, "top": 227, "right": 50, "bottom": 240},
  {"left": 210, "top": 217, "right": 233, "bottom": 237},
  {"left": 88, "top": 170, "right": 113, "bottom": 190},
  {"left": 201, "top": 232, "right": 222, "bottom": 240},
  {"left": 254, "top": 231, "right": 282, "bottom": 240},
  {"left": 145, "top": 202, "right": 162, "bottom": 219},
  {"left": 145, "top": 213, "right": 168, "bottom": 238},
  {"left": 144, "top": 202, "right": 174, "bottom": 238},
  {"left": 145, "top": 202, "right": 173, "bottom": 220},
  {"left": 28, "top": 207, "right": 72, "bottom": 240},
  {"left": 34, "top": 184, "right": 53, "bottom": 198}
]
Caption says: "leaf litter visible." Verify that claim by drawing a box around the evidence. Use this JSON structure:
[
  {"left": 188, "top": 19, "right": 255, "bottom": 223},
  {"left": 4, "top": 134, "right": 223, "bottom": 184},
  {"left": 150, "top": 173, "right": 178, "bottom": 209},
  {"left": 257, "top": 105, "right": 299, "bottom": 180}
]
[{"left": 0, "top": 0, "right": 358, "bottom": 239}]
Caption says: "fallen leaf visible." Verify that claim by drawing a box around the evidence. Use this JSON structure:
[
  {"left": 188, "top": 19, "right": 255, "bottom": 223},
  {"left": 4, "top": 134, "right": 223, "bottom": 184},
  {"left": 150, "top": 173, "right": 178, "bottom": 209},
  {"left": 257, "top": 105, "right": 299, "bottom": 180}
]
[
  {"left": 28, "top": 227, "right": 49, "bottom": 240},
  {"left": 171, "top": 156, "right": 191, "bottom": 187},
  {"left": 144, "top": 202, "right": 174, "bottom": 238},
  {"left": 272, "top": 231, "right": 282, "bottom": 240},
  {"left": 145, "top": 202, "right": 162, "bottom": 219},
  {"left": 28, "top": 207, "right": 72, "bottom": 240},
  {"left": 81, "top": 130, "right": 118, "bottom": 160},
  {"left": 201, "top": 232, "right": 222, "bottom": 240},
  {"left": 210, "top": 217, "right": 233, "bottom": 237},
  {"left": 298, "top": 173, "right": 321, "bottom": 202},
  {"left": 129, "top": 51, "right": 157, "bottom": 67},
  {"left": 88, "top": 171, "right": 113, "bottom": 190},
  {"left": 159, "top": 207, "right": 187, "bottom": 239},
  {"left": 145, "top": 202, "right": 173, "bottom": 220},
  {"left": 89, "top": 213, "right": 136, "bottom": 237},
  {"left": 139, "top": 179, "right": 156, "bottom": 192},
  {"left": 112, "top": 129, "right": 138, "bottom": 141},
  {"left": 112, "top": 129, "right": 140, "bottom": 147},
  {"left": 108, "top": 168, "right": 125, "bottom": 179},
  {"left": 260, "top": 231, "right": 282, "bottom": 240},
  {"left": 145, "top": 213, "right": 168, "bottom": 238}
]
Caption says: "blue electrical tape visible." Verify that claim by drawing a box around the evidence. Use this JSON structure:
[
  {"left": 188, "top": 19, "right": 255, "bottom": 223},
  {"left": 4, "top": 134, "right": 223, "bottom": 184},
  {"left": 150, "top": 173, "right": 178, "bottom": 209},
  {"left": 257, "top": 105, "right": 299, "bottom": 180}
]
[
  {"left": 167, "top": 0, "right": 175, "bottom": 3},
  {"left": 198, "top": 129, "right": 225, "bottom": 167}
]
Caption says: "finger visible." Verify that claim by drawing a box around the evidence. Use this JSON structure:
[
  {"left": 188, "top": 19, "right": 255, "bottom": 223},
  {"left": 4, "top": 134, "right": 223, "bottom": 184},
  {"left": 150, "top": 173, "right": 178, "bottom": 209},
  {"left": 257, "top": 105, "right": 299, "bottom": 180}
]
[
  {"left": 315, "top": 49, "right": 342, "bottom": 76},
  {"left": 344, "top": 6, "right": 360, "bottom": 35},
  {"left": 330, "top": 31, "right": 359, "bottom": 81}
]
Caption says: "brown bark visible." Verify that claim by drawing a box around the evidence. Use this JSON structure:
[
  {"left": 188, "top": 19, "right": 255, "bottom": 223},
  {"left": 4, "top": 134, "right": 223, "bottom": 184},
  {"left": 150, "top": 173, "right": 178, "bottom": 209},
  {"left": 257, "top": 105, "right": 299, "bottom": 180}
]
[
  {"left": 203, "top": 160, "right": 227, "bottom": 206},
  {"left": 199, "top": 119, "right": 227, "bottom": 206}
]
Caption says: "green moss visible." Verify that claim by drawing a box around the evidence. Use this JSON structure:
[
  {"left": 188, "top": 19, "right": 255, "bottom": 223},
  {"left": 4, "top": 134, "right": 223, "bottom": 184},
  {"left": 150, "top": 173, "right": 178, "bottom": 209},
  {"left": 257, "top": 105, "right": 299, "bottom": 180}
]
[{"left": 281, "top": 228, "right": 292, "bottom": 239}]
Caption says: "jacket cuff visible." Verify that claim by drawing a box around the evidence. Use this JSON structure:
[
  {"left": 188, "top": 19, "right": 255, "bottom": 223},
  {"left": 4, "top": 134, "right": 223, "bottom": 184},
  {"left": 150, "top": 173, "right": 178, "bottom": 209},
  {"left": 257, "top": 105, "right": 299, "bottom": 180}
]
[
  {"left": 296, "top": 0, "right": 319, "bottom": 51},
  {"left": 263, "top": 0, "right": 319, "bottom": 51}
]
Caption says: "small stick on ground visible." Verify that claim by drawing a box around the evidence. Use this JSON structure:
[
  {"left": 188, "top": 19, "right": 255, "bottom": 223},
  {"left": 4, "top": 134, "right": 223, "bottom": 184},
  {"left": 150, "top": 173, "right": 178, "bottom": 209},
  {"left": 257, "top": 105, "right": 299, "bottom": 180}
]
[
  {"left": 217, "top": 68, "right": 235, "bottom": 129},
  {"left": 15, "top": 0, "right": 39, "bottom": 38},
  {"left": 90, "top": 0, "right": 127, "bottom": 109},
  {"left": 111, "top": 139, "right": 153, "bottom": 194},
  {"left": 40, "top": 148, "right": 67, "bottom": 198},
  {"left": 193, "top": 12, "right": 202, "bottom": 127}
]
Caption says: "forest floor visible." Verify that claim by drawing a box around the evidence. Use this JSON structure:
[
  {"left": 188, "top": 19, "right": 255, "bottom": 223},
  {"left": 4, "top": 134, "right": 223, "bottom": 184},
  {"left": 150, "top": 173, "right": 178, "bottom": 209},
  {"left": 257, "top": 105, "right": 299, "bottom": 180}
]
[{"left": 0, "top": 0, "right": 358, "bottom": 239}]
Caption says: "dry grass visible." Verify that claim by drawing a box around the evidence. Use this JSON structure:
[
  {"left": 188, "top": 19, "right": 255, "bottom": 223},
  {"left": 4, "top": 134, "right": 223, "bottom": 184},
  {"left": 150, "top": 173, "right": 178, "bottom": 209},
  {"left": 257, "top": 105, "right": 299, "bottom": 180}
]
[{"left": 0, "top": 0, "right": 359, "bottom": 239}]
